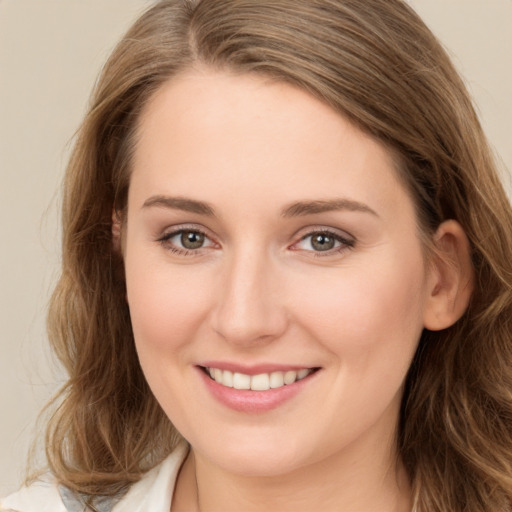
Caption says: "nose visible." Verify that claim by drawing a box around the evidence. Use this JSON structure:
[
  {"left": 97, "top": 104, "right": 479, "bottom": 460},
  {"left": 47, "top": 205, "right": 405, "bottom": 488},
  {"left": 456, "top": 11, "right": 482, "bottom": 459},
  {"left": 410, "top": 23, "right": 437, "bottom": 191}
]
[{"left": 210, "top": 248, "right": 288, "bottom": 347}]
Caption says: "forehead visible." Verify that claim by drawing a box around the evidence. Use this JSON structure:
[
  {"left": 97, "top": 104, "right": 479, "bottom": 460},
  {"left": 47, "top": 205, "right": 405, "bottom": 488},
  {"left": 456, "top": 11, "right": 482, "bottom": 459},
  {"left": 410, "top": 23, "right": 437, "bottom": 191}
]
[{"left": 130, "top": 68, "right": 413, "bottom": 222}]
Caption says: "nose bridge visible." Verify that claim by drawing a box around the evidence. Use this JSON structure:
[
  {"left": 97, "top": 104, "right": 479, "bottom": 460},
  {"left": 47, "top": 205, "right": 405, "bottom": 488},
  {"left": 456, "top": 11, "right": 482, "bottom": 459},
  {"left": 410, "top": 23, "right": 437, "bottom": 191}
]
[{"left": 211, "top": 243, "right": 287, "bottom": 345}]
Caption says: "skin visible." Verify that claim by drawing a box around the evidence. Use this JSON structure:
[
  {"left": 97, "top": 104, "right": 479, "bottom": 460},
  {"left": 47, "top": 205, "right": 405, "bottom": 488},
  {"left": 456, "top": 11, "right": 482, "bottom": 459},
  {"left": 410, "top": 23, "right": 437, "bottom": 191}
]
[{"left": 122, "top": 67, "right": 472, "bottom": 512}]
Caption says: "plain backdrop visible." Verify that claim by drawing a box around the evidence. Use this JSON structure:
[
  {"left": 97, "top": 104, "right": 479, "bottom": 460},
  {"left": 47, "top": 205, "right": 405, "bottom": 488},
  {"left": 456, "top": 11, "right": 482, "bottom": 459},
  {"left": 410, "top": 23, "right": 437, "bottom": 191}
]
[{"left": 1, "top": 0, "right": 511, "bottom": 496}]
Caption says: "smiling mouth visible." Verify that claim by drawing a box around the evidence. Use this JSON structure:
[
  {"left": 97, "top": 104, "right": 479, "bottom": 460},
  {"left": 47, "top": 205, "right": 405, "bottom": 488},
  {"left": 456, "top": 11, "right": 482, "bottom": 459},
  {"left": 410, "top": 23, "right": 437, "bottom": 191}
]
[{"left": 201, "top": 366, "right": 319, "bottom": 391}]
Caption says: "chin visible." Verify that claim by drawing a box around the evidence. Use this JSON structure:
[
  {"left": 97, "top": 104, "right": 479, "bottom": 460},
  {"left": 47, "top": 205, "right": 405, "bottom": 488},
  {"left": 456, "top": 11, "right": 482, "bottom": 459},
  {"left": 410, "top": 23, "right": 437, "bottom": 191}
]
[{"left": 192, "top": 428, "right": 315, "bottom": 477}]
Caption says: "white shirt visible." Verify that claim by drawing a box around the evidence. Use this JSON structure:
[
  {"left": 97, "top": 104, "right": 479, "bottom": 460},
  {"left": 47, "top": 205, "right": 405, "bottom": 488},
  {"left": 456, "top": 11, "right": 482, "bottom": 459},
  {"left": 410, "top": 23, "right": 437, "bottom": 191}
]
[{"left": 0, "top": 442, "right": 189, "bottom": 512}]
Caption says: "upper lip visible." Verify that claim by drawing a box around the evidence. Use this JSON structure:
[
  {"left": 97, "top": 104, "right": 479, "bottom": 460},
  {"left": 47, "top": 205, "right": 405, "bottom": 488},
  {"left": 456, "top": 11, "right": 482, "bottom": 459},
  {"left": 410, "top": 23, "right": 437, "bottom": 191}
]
[{"left": 198, "top": 361, "right": 319, "bottom": 375}]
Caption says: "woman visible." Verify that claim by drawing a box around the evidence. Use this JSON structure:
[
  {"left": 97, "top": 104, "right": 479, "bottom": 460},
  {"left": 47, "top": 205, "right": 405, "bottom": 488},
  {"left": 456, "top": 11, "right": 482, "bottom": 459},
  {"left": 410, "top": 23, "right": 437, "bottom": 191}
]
[{"left": 2, "top": 0, "right": 511, "bottom": 510}]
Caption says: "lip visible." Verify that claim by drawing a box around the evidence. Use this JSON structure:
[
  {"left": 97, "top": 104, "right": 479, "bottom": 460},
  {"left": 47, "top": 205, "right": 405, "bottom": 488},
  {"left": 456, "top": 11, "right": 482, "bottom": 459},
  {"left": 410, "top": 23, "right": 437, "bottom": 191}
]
[{"left": 196, "top": 363, "right": 320, "bottom": 413}]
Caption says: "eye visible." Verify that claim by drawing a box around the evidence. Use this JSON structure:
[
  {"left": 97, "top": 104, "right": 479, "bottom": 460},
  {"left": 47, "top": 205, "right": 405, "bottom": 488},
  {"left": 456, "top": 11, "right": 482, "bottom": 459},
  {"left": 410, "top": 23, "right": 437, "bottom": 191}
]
[
  {"left": 293, "top": 230, "right": 354, "bottom": 255},
  {"left": 178, "top": 230, "right": 206, "bottom": 249},
  {"left": 158, "top": 228, "right": 216, "bottom": 254}
]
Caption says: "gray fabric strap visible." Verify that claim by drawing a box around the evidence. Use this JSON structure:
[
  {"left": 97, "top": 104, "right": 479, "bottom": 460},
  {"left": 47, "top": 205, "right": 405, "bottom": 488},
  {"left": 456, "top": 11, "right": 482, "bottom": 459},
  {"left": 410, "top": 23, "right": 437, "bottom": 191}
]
[{"left": 58, "top": 485, "right": 123, "bottom": 512}]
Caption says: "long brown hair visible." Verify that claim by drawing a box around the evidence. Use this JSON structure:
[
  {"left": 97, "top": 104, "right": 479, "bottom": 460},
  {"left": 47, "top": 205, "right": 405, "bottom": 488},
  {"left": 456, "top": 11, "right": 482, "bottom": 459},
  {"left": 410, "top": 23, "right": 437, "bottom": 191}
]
[{"left": 41, "top": 1, "right": 512, "bottom": 509}]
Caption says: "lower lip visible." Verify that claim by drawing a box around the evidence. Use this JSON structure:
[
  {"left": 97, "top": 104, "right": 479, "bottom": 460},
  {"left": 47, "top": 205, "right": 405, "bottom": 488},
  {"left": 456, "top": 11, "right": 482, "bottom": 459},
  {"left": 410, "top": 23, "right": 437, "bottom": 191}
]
[{"left": 197, "top": 367, "right": 319, "bottom": 413}]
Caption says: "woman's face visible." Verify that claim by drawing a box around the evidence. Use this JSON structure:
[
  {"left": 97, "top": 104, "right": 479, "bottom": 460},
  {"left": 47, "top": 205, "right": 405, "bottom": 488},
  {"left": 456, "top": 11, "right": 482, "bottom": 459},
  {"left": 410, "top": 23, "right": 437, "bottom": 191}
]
[{"left": 124, "top": 68, "right": 433, "bottom": 476}]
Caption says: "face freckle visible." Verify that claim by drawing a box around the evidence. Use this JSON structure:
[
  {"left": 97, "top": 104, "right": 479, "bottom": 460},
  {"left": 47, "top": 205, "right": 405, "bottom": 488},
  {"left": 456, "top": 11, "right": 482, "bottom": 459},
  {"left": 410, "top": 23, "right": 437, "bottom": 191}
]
[{"left": 124, "top": 68, "right": 432, "bottom": 478}]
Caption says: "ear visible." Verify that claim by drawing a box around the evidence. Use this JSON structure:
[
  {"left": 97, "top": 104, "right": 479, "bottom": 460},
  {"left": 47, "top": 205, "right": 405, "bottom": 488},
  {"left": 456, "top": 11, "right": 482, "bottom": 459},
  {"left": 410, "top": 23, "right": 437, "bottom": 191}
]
[
  {"left": 112, "top": 209, "right": 123, "bottom": 254},
  {"left": 423, "top": 220, "right": 474, "bottom": 331}
]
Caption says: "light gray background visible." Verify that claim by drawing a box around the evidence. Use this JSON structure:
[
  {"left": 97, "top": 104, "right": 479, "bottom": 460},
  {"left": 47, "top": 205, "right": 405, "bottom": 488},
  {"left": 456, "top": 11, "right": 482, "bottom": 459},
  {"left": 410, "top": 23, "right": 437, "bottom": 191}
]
[{"left": 1, "top": 0, "right": 511, "bottom": 496}]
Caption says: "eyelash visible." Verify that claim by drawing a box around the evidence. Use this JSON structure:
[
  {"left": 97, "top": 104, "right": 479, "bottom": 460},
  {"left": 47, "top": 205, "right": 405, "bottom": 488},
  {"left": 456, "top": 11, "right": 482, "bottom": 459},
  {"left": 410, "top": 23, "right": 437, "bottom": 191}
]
[
  {"left": 156, "top": 227, "right": 355, "bottom": 258},
  {"left": 157, "top": 227, "right": 214, "bottom": 257},
  {"left": 293, "top": 230, "right": 355, "bottom": 258}
]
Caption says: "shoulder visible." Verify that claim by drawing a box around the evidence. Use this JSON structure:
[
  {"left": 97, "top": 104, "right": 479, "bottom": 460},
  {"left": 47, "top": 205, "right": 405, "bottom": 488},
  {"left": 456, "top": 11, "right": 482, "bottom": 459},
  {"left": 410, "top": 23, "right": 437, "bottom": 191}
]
[
  {"left": 0, "top": 442, "right": 189, "bottom": 512},
  {"left": 0, "top": 477, "right": 66, "bottom": 512},
  {"left": 113, "top": 441, "right": 189, "bottom": 511}
]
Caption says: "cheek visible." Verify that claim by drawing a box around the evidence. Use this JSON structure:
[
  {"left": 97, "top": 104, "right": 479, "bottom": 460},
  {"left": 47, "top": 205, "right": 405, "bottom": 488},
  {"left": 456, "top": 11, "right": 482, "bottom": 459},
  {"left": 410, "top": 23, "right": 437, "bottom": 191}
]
[
  {"left": 125, "top": 252, "right": 216, "bottom": 421},
  {"left": 125, "top": 252, "right": 213, "bottom": 356},
  {"left": 290, "top": 252, "right": 427, "bottom": 362}
]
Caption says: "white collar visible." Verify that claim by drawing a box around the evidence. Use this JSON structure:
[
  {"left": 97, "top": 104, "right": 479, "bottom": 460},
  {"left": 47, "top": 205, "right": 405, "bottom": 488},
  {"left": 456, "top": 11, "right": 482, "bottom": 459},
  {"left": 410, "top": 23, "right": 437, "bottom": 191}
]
[{"left": 113, "top": 441, "right": 189, "bottom": 512}]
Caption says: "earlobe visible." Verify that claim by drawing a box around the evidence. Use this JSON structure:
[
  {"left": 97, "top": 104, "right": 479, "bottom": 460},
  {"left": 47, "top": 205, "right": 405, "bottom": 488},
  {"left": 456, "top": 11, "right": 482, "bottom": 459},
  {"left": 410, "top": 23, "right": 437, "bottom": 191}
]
[{"left": 423, "top": 220, "right": 474, "bottom": 331}]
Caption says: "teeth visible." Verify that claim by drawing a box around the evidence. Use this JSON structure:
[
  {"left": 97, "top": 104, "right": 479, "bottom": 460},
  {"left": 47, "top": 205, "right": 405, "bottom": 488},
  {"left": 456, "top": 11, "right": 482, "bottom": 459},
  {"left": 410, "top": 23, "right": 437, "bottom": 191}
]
[
  {"left": 284, "top": 370, "right": 297, "bottom": 385},
  {"left": 233, "top": 372, "right": 251, "bottom": 390},
  {"left": 206, "top": 367, "right": 313, "bottom": 390},
  {"left": 269, "top": 371, "right": 284, "bottom": 388},
  {"left": 297, "top": 369, "right": 309, "bottom": 380},
  {"left": 222, "top": 369, "right": 233, "bottom": 388},
  {"left": 250, "top": 373, "right": 270, "bottom": 391}
]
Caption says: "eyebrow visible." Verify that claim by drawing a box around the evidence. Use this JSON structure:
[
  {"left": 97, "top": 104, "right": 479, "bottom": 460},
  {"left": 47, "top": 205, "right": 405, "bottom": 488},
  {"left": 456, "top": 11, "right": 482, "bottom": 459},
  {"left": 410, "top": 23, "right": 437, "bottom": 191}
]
[
  {"left": 142, "top": 195, "right": 215, "bottom": 216},
  {"left": 281, "top": 198, "right": 378, "bottom": 218},
  {"left": 141, "top": 195, "right": 378, "bottom": 218}
]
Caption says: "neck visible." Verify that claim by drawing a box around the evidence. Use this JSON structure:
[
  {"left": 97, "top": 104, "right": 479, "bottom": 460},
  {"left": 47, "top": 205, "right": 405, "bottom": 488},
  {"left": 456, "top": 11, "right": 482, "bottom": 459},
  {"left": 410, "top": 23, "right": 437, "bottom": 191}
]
[{"left": 173, "top": 429, "right": 412, "bottom": 512}]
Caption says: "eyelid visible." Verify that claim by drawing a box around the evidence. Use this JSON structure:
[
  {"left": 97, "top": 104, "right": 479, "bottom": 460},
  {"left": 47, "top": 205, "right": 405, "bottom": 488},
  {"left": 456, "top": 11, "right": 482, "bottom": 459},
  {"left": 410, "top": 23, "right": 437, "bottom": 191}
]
[
  {"left": 156, "top": 223, "right": 219, "bottom": 254},
  {"left": 157, "top": 223, "right": 212, "bottom": 239},
  {"left": 292, "top": 225, "right": 355, "bottom": 243},
  {"left": 289, "top": 226, "right": 356, "bottom": 255},
  {"left": 155, "top": 223, "right": 355, "bottom": 257}
]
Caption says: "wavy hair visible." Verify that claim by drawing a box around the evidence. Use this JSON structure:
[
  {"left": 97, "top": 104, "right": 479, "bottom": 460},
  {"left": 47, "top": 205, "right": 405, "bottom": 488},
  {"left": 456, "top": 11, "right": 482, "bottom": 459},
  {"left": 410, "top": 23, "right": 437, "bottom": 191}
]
[{"left": 40, "top": 1, "right": 512, "bottom": 509}]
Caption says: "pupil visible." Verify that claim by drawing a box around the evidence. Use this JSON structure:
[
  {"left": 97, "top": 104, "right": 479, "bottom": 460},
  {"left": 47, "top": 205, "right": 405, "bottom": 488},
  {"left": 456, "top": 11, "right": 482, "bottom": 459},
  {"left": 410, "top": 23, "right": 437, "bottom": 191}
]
[
  {"left": 312, "top": 234, "right": 334, "bottom": 251},
  {"left": 181, "top": 231, "right": 204, "bottom": 249}
]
